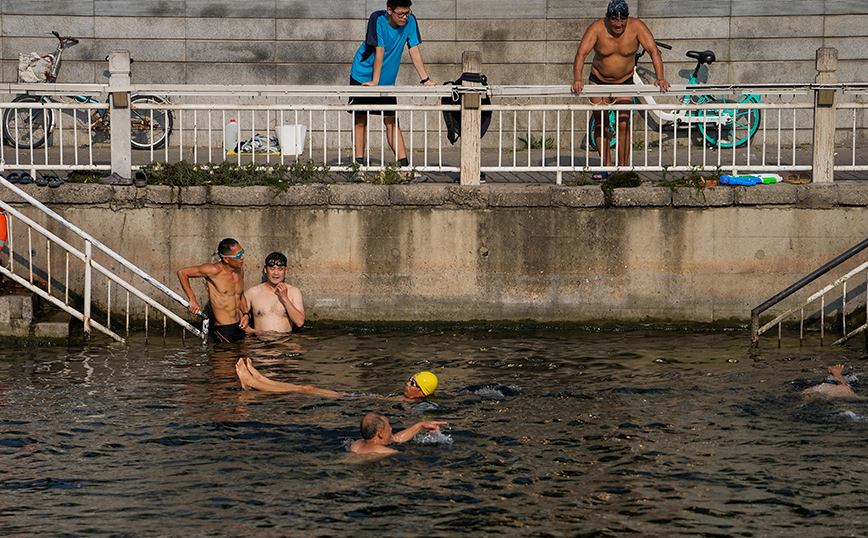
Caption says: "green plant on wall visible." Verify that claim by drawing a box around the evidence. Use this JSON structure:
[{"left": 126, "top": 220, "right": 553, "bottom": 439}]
[
  {"left": 66, "top": 160, "right": 332, "bottom": 192},
  {"left": 517, "top": 135, "right": 555, "bottom": 151}
]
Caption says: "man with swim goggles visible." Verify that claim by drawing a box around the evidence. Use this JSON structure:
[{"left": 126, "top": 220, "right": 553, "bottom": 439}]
[
  {"left": 235, "top": 358, "right": 439, "bottom": 402},
  {"left": 570, "top": 0, "right": 670, "bottom": 179},
  {"left": 242, "top": 251, "right": 305, "bottom": 335},
  {"left": 177, "top": 237, "right": 249, "bottom": 343}
]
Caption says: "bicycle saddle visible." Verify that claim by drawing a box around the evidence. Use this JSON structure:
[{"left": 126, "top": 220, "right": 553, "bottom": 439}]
[{"left": 686, "top": 50, "right": 715, "bottom": 65}]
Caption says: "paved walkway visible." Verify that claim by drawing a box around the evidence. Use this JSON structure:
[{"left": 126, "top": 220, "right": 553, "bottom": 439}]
[{"left": 2, "top": 140, "right": 866, "bottom": 184}]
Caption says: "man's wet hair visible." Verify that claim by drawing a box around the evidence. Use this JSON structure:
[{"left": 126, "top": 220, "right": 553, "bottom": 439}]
[
  {"left": 217, "top": 238, "right": 239, "bottom": 256},
  {"left": 360, "top": 413, "right": 388, "bottom": 440},
  {"left": 264, "top": 251, "right": 287, "bottom": 266},
  {"left": 387, "top": 0, "right": 411, "bottom": 9}
]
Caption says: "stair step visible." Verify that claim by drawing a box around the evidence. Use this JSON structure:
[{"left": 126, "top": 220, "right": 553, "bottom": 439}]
[{"left": 34, "top": 312, "right": 71, "bottom": 339}]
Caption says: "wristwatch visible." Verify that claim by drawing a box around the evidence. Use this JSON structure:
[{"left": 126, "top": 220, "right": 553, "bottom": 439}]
[{"left": 420, "top": 77, "right": 430, "bottom": 84}]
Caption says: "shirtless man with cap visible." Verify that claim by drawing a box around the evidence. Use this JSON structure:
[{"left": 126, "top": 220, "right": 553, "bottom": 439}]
[
  {"left": 243, "top": 252, "right": 305, "bottom": 335},
  {"left": 177, "top": 238, "right": 249, "bottom": 343},
  {"left": 570, "top": 0, "right": 669, "bottom": 178},
  {"left": 349, "top": 412, "right": 446, "bottom": 455},
  {"left": 234, "top": 358, "right": 439, "bottom": 401}
]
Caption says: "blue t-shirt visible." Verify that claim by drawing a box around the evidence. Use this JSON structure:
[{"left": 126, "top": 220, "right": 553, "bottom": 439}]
[{"left": 351, "top": 10, "right": 422, "bottom": 86}]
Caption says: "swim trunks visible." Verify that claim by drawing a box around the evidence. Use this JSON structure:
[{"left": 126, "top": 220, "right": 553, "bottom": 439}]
[
  {"left": 212, "top": 323, "right": 246, "bottom": 343},
  {"left": 588, "top": 71, "right": 634, "bottom": 85}
]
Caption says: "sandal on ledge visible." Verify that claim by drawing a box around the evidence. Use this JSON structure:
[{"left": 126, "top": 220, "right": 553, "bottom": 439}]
[{"left": 592, "top": 171, "right": 609, "bottom": 181}]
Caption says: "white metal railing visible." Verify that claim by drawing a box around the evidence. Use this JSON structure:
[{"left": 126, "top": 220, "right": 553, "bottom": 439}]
[
  {"left": 751, "top": 237, "right": 868, "bottom": 349},
  {"left": 0, "top": 176, "right": 207, "bottom": 342},
  {"left": 1, "top": 83, "right": 865, "bottom": 182}
]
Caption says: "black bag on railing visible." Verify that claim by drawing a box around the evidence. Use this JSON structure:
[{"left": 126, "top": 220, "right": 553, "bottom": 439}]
[{"left": 442, "top": 72, "right": 492, "bottom": 145}]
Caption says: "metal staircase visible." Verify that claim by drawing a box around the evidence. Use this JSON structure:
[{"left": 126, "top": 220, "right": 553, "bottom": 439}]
[
  {"left": 0, "top": 176, "right": 207, "bottom": 342},
  {"left": 751, "top": 237, "right": 868, "bottom": 349}
]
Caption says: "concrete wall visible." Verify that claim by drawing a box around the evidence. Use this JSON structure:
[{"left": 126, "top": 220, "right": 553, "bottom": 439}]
[
  {"left": 1, "top": 1, "right": 867, "bottom": 86},
  {"left": 4, "top": 182, "right": 868, "bottom": 325}
]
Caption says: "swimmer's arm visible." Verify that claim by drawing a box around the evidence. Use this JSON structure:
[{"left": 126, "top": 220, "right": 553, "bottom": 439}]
[
  {"left": 391, "top": 421, "right": 447, "bottom": 444},
  {"left": 636, "top": 21, "right": 669, "bottom": 91},
  {"left": 276, "top": 284, "right": 305, "bottom": 328},
  {"left": 571, "top": 22, "right": 599, "bottom": 93},
  {"left": 238, "top": 293, "right": 250, "bottom": 329},
  {"left": 829, "top": 364, "right": 849, "bottom": 387},
  {"left": 177, "top": 263, "right": 219, "bottom": 314}
]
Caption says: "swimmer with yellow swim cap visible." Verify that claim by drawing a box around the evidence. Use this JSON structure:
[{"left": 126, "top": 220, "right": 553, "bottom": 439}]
[
  {"left": 235, "top": 358, "right": 439, "bottom": 401},
  {"left": 403, "top": 371, "right": 438, "bottom": 399}
]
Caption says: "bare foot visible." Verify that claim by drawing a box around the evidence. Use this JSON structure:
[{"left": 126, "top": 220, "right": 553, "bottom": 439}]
[
  {"left": 245, "top": 357, "right": 271, "bottom": 383},
  {"left": 235, "top": 358, "right": 252, "bottom": 390}
]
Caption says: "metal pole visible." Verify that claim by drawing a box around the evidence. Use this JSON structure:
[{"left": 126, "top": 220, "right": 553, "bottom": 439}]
[{"left": 84, "top": 240, "right": 92, "bottom": 335}]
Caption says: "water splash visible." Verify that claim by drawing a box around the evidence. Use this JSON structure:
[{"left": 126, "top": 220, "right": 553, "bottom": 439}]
[
  {"left": 414, "top": 430, "right": 453, "bottom": 446},
  {"left": 461, "top": 384, "right": 523, "bottom": 399}
]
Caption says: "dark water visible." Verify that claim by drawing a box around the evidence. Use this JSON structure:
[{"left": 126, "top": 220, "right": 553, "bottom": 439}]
[{"left": 2, "top": 326, "right": 868, "bottom": 537}]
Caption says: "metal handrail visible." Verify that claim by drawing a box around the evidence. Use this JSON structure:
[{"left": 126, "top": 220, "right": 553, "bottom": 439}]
[
  {"left": 750, "top": 236, "right": 868, "bottom": 346},
  {"left": 0, "top": 177, "right": 206, "bottom": 341}
]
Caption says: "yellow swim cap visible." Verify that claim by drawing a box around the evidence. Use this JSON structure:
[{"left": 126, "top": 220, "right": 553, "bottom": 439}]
[{"left": 414, "top": 371, "right": 438, "bottom": 396}]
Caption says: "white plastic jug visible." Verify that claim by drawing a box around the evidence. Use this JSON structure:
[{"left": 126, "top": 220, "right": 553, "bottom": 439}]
[
  {"left": 275, "top": 125, "right": 307, "bottom": 156},
  {"left": 224, "top": 119, "right": 238, "bottom": 152}
]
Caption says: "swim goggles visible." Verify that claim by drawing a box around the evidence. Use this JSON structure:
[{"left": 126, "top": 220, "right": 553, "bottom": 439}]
[
  {"left": 266, "top": 261, "right": 286, "bottom": 267},
  {"left": 223, "top": 249, "right": 245, "bottom": 259}
]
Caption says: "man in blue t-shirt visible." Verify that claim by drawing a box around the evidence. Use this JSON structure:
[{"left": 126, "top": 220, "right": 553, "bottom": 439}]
[{"left": 349, "top": 0, "right": 436, "bottom": 181}]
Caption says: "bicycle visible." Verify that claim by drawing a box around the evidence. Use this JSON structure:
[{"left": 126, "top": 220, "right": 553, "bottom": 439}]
[
  {"left": 589, "top": 41, "right": 761, "bottom": 151},
  {"left": 3, "top": 31, "right": 174, "bottom": 150}
]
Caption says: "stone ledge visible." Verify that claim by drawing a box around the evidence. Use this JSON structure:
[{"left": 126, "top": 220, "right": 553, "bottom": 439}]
[
  {"left": 5, "top": 182, "right": 868, "bottom": 209},
  {"left": 672, "top": 185, "right": 734, "bottom": 207},
  {"left": 610, "top": 184, "right": 672, "bottom": 206}
]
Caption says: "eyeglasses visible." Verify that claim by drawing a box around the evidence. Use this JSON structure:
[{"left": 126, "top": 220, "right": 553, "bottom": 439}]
[
  {"left": 607, "top": 13, "right": 628, "bottom": 20},
  {"left": 266, "top": 261, "right": 286, "bottom": 268},
  {"left": 409, "top": 376, "right": 420, "bottom": 389},
  {"left": 223, "top": 249, "right": 244, "bottom": 259},
  {"left": 392, "top": 9, "right": 411, "bottom": 18}
]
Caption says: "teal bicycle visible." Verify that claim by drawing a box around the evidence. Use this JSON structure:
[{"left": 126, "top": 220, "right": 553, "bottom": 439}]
[{"left": 589, "top": 41, "right": 761, "bottom": 150}]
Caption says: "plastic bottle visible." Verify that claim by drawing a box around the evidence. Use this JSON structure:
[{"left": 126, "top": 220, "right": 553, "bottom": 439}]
[
  {"left": 224, "top": 119, "right": 238, "bottom": 152},
  {"left": 719, "top": 175, "right": 760, "bottom": 186}
]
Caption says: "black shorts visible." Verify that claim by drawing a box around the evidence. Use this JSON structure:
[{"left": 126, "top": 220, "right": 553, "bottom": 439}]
[
  {"left": 348, "top": 77, "right": 397, "bottom": 117},
  {"left": 588, "top": 72, "right": 634, "bottom": 85},
  {"left": 212, "top": 323, "right": 246, "bottom": 343}
]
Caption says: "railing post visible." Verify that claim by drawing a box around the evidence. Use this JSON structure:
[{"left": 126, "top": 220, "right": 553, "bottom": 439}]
[
  {"left": 108, "top": 50, "right": 132, "bottom": 179},
  {"left": 812, "top": 47, "right": 837, "bottom": 184},
  {"left": 460, "top": 51, "right": 482, "bottom": 186},
  {"left": 84, "top": 240, "right": 92, "bottom": 336}
]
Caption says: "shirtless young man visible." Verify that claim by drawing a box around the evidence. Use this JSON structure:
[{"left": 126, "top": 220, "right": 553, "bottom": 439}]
[
  {"left": 177, "top": 238, "right": 249, "bottom": 343},
  {"left": 349, "top": 412, "right": 445, "bottom": 456},
  {"left": 570, "top": 0, "right": 670, "bottom": 178},
  {"left": 243, "top": 252, "right": 305, "bottom": 335}
]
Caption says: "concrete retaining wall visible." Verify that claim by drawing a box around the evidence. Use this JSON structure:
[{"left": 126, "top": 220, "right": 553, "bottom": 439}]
[
  {"left": 4, "top": 182, "right": 868, "bottom": 325},
  {"left": 1, "top": 2, "right": 866, "bottom": 86}
]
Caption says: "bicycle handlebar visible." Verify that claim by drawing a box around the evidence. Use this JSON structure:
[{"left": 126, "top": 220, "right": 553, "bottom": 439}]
[
  {"left": 51, "top": 30, "right": 79, "bottom": 46},
  {"left": 656, "top": 41, "right": 672, "bottom": 50}
]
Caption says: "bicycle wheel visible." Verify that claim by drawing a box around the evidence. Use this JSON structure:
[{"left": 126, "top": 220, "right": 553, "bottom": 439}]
[
  {"left": 3, "top": 96, "right": 54, "bottom": 149},
  {"left": 697, "top": 96, "right": 761, "bottom": 149},
  {"left": 130, "top": 95, "right": 173, "bottom": 150}
]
